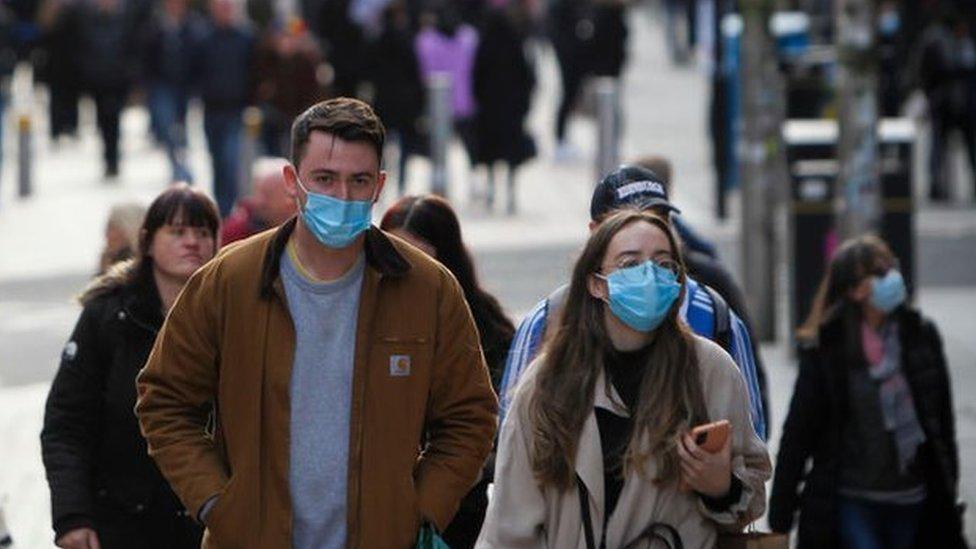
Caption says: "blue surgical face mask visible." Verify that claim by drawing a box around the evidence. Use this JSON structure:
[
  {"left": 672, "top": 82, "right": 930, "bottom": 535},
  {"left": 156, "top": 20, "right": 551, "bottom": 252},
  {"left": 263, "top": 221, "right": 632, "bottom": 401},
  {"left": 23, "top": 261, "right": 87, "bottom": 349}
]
[
  {"left": 871, "top": 269, "right": 907, "bottom": 314},
  {"left": 597, "top": 260, "right": 682, "bottom": 332},
  {"left": 296, "top": 177, "right": 375, "bottom": 249}
]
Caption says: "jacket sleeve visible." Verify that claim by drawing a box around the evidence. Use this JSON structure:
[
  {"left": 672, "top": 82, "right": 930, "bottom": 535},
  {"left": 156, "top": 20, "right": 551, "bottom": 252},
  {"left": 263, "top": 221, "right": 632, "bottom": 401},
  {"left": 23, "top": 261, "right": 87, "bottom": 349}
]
[
  {"left": 135, "top": 263, "right": 228, "bottom": 519},
  {"left": 727, "top": 310, "right": 767, "bottom": 440},
  {"left": 768, "top": 348, "right": 826, "bottom": 533},
  {"left": 41, "top": 303, "right": 106, "bottom": 538},
  {"left": 475, "top": 384, "right": 547, "bottom": 548},
  {"left": 498, "top": 298, "right": 547, "bottom": 424},
  {"left": 696, "top": 347, "right": 772, "bottom": 530},
  {"left": 925, "top": 319, "right": 959, "bottom": 489},
  {"left": 414, "top": 272, "right": 499, "bottom": 530}
]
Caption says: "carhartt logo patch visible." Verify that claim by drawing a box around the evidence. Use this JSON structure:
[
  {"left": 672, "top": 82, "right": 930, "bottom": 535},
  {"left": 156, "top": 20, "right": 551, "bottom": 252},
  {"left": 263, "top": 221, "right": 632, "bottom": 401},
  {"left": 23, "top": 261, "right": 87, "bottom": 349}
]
[{"left": 390, "top": 355, "right": 411, "bottom": 377}]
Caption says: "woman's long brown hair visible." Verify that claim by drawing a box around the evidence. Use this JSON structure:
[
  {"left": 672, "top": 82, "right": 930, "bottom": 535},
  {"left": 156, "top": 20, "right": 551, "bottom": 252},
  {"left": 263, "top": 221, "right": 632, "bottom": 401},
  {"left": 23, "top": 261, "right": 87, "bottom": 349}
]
[{"left": 524, "top": 210, "right": 707, "bottom": 489}]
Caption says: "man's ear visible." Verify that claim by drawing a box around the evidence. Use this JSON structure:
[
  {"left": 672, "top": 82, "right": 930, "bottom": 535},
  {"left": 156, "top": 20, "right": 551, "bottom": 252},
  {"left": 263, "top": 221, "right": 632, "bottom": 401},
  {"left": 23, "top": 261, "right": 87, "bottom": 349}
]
[
  {"left": 282, "top": 164, "right": 301, "bottom": 200},
  {"left": 373, "top": 170, "right": 387, "bottom": 203}
]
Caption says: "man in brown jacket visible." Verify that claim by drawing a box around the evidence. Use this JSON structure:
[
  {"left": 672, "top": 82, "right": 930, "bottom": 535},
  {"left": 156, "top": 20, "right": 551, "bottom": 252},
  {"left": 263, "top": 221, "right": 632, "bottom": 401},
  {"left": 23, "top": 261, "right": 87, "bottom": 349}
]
[{"left": 136, "top": 98, "right": 498, "bottom": 548}]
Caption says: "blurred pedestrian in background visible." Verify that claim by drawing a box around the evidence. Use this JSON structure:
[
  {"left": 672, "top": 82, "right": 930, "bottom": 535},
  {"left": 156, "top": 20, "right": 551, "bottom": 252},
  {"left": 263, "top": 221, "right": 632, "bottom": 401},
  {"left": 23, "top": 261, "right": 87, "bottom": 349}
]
[
  {"left": 75, "top": 0, "right": 140, "bottom": 179},
  {"left": 41, "top": 184, "right": 219, "bottom": 549},
  {"left": 313, "top": 0, "right": 365, "bottom": 97},
  {"left": 141, "top": 0, "right": 204, "bottom": 183},
  {"left": 97, "top": 202, "right": 146, "bottom": 275},
  {"left": 478, "top": 210, "right": 770, "bottom": 547},
  {"left": 366, "top": 0, "right": 425, "bottom": 194},
  {"left": 415, "top": 0, "right": 479, "bottom": 167},
  {"left": 221, "top": 156, "right": 294, "bottom": 244},
  {"left": 380, "top": 193, "right": 514, "bottom": 548},
  {"left": 472, "top": 0, "right": 536, "bottom": 214},
  {"left": 253, "top": 16, "right": 328, "bottom": 157},
  {"left": 195, "top": 0, "right": 255, "bottom": 216},
  {"left": 548, "top": 0, "right": 589, "bottom": 160},
  {"left": 36, "top": 0, "right": 81, "bottom": 141},
  {"left": 770, "top": 235, "right": 965, "bottom": 548},
  {"left": 919, "top": 9, "right": 976, "bottom": 202}
]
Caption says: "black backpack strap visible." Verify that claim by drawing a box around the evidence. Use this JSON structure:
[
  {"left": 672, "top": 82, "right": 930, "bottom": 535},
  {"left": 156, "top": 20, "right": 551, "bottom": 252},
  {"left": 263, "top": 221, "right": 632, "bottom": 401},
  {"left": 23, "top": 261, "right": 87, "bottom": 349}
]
[{"left": 703, "top": 284, "right": 732, "bottom": 352}]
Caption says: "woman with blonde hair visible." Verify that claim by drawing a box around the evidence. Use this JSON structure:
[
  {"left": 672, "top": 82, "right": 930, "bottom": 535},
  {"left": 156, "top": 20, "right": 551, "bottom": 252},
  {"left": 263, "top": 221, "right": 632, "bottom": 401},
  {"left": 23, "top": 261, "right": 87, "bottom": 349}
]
[
  {"left": 477, "top": 209, "right": 770, "bottom": 548},
  {"left": 770, "top": 235, "right": 964, "bottom": 548}
]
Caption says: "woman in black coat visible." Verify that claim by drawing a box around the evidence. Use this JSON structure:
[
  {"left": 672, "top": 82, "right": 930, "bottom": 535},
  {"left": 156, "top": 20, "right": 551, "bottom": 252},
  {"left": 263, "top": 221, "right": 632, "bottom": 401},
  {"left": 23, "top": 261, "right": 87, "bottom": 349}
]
[
  {"left": 41, "top": 185, "right": 220, "bottom": 549},
  {"left": 769, "top": 235, "right": 965, "bottom": 549},
  {"left": 472, "top": 0, "right": 536, "bottom": 214}
]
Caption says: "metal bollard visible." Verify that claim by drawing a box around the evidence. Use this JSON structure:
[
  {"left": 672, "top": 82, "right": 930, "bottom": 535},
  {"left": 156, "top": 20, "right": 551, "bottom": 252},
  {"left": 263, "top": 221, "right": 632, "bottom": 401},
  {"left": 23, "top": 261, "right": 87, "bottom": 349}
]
[
  {"left": 239, "top": 106, "right": 263, "bottom": 199},
  {"left": 594, "top": 77, "right": 620, "bottom": 181},
  {"left": 428, "top": 72, "right": 453, "bottom": 197},
  {"left": 17, "top": 114, "right": 32, "bottom": 198}
]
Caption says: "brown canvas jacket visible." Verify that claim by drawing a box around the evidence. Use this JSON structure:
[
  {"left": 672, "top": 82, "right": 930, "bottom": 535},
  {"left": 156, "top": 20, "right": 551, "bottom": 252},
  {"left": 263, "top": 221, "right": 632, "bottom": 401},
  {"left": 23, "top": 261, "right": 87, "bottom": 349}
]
[{"left": 135, "top": 218, "right": 498, "bottom": 548}]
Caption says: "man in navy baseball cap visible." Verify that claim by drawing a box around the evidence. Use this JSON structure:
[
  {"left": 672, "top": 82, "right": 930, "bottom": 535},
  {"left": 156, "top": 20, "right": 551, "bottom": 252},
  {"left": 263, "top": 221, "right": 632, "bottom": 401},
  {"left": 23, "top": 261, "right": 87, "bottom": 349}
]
[{"left": 589, "top": 164, "right": 681, "bottom": 222}]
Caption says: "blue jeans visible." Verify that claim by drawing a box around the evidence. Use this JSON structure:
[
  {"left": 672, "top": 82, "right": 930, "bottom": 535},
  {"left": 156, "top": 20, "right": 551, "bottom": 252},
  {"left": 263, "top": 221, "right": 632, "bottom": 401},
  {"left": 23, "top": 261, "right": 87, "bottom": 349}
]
[
  {"left": 838, "top": 497, "right": 924, "bottom": 549},
  {"left": 149, "top": 84, "right": 192, "bottom": 182},
  {"left": 204, "top": 109, "right": 243, "bottom": 217}
]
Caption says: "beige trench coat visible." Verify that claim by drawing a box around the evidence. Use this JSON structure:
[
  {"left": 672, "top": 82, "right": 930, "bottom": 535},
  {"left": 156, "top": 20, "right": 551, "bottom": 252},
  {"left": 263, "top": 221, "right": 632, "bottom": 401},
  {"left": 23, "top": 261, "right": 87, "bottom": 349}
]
[{"left": 477, "top": 336, "right": 772, "bottom": 549}]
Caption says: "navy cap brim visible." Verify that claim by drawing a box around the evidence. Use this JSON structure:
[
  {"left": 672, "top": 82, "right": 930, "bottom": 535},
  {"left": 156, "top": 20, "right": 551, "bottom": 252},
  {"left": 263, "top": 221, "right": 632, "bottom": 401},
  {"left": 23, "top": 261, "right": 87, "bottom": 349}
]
[{"left": 634, "top": 197, "right": 681, "bottom": 215}]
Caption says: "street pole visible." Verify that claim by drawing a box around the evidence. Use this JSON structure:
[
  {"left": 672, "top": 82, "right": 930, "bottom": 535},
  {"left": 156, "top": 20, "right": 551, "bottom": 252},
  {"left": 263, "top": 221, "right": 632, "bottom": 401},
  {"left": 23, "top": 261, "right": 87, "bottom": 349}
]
[
  {"left": 835, "top": 0, "right": 880, "bottom": 238},
  {"left": 428, "top": 72, "right": 452, "bottom": 197},
  {"left": 739, "top": 0, "right": 786, "bottom": 342},
  {"left": 594, "top": 77, "right": 619, "bottom": 181}
]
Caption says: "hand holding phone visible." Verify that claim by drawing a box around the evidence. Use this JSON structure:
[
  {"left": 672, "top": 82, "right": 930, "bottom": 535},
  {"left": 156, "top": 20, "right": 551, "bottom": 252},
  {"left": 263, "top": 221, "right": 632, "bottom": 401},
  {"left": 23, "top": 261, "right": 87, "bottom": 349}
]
[{"left": 677, "top": 420, "right": 732, "bottom": 497}]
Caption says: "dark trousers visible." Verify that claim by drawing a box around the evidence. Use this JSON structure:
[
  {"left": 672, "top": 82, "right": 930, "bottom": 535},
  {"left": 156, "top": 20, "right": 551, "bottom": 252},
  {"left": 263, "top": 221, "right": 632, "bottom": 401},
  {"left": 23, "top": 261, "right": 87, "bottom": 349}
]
[
  {"left": 837, "top": 497, "right": 924, "bottom": 549},
  {"left": 553, "top": 39, "right": 586, "bottom": 142},
  {"left": 149, "top": 83, "right": 191, "bottom": 182},
  {"left": 929, "top": 103, "right": 976, "bottom": 201},
  {"left": 92, "top": 87, "right": 126, "bottom": 175},
  {"left": 204, "top": 108, "right": 243, "bottom": 217},
  {"left": 50, "top": 83, "right": 79, "bottom": 139}
]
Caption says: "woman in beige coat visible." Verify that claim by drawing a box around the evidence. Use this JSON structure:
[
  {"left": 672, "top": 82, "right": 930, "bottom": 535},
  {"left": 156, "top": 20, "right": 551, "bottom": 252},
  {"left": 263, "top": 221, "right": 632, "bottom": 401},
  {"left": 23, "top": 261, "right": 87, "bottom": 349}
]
[{"left": 477, "top": 210, "right": 771, "bottom": 549}]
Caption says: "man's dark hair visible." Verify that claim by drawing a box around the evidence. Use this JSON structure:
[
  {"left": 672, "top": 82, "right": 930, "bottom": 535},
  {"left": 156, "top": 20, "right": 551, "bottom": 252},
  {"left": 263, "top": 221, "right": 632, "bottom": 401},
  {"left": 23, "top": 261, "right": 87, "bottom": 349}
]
[{"left": 290, "top": 98, "right": 386, "bottom": 168}]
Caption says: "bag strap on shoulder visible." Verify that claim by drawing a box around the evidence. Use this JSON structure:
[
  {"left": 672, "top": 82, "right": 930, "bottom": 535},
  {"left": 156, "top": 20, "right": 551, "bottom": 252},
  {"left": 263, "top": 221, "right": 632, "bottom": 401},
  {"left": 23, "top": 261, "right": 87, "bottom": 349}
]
[{"left": 703, "top": 284, "right": 732, "bottom": 352}]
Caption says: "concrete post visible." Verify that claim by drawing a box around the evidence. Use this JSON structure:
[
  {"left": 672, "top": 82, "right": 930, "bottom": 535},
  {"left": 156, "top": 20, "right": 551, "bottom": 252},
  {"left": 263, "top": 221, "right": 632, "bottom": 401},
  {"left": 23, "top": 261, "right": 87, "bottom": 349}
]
[
  {"left": 17, "top": 114, "right": 32, "bottom": 198},
  {"left": 835, "top": 0, "right": 881, "bottom": 238},
  {"left": 428, "top": 72, "right": 452, "bottom": 197},
  {"left": 594, "top": 77, "right": 620, "bottom": 181},
  {"left": 739, "top": 0, "right": 787, "bottom": 341},
  {"left": 240, "top": 106, "right": 264, "bottom": 199}
]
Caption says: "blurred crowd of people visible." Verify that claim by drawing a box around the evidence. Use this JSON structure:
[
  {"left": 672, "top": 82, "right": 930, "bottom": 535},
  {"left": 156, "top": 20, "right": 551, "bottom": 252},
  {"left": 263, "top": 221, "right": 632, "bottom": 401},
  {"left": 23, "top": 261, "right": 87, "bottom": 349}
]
[{"left": 0, "top": 0, "right": 644, "bottom": 218}]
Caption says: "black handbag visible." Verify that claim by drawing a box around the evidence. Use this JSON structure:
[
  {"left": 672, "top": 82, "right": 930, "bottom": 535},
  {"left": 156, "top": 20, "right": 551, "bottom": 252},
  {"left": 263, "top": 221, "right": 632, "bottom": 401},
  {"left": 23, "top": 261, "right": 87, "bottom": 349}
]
[{"left": 576, "top": 475, "right": 684, "bottom": 549}]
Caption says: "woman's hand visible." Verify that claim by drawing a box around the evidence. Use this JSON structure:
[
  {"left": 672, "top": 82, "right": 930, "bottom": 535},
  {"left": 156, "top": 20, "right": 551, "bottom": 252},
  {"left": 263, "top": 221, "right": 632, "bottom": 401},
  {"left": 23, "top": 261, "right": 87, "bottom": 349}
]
[
  {"left": 56, "top": 527, "right": 101, "bottom": 549},
  {"left": 677, "top": 431, "right": 732, "bottom": 499}
]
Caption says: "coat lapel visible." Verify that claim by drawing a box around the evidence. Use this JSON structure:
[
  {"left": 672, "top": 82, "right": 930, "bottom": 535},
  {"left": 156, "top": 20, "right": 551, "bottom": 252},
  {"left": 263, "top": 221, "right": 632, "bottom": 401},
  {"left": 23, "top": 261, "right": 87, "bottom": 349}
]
[{"left": 573, "top": 369, "right": 629, "bottom": 541}]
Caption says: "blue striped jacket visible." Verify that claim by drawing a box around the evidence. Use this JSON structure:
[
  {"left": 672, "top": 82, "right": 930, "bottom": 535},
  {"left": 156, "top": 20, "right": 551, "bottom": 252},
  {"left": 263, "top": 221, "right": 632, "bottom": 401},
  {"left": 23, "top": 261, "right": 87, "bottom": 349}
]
[{"left": 498, "top": 277, "right": 767, "bottom": 440}]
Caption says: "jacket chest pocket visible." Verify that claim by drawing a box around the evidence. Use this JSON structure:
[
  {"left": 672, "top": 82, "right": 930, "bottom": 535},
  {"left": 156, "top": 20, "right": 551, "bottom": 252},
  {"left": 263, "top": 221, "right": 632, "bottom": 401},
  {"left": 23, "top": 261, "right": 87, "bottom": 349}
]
[{"left": 367, "top": 337, "right": 434, "bottom": 437}]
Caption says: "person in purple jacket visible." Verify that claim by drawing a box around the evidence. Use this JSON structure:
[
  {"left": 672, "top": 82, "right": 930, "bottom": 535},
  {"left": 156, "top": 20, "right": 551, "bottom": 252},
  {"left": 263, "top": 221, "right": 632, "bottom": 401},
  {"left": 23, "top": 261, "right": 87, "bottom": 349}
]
[{"left": 414, "top": 0, "right": 479, "bottom": 165}]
